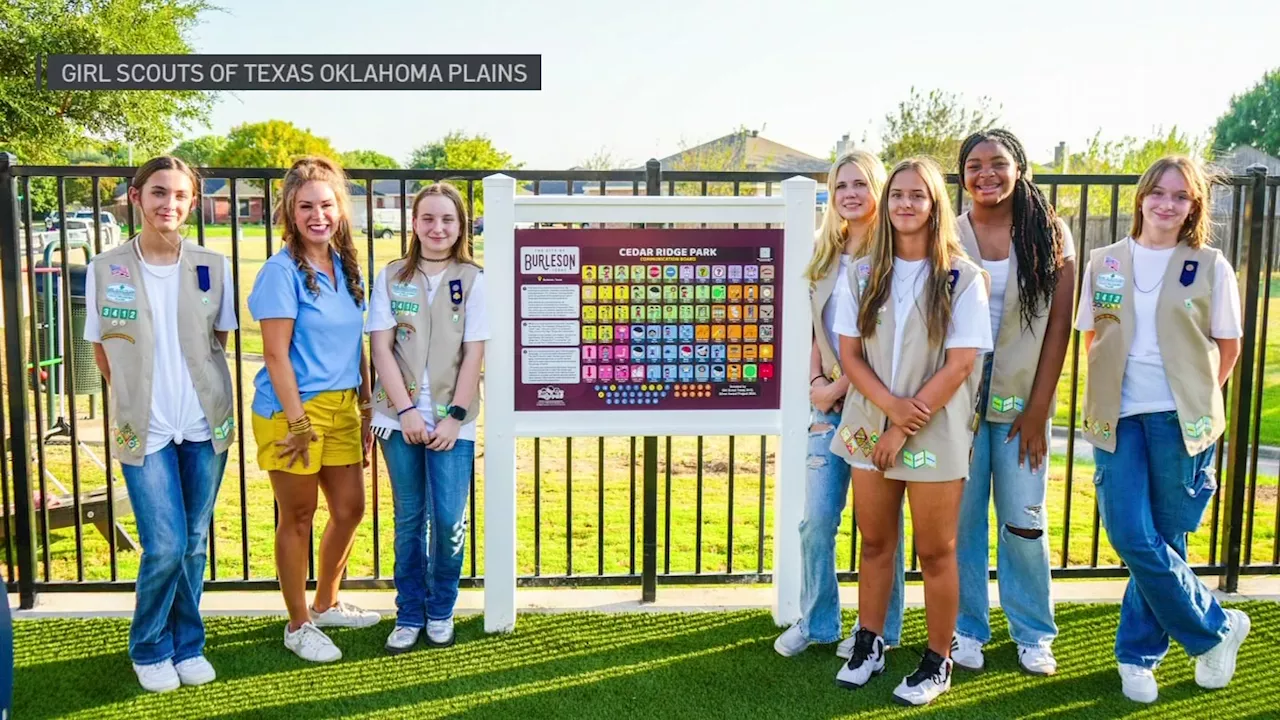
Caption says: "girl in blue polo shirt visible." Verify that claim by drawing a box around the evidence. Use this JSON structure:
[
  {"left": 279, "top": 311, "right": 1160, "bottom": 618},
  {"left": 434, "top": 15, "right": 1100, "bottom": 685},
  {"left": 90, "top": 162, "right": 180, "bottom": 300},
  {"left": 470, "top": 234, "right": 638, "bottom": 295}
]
[{"left": 248, "top": 156, "right": 378, "bottom": 663}]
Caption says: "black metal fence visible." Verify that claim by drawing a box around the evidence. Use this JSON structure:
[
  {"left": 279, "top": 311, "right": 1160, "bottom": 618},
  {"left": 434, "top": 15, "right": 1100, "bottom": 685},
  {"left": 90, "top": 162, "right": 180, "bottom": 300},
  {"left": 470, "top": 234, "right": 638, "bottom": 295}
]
[{"left": 1, "top": 155, "right": 1277, "bottom": 610}]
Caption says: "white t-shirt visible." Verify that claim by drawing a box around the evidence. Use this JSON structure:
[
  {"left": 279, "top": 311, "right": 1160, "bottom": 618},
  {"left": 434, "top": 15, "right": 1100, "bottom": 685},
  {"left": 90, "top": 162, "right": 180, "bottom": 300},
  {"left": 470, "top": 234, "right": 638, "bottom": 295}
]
[
  {"left": 819, "top": 255, "right": 851, "bottom": 362},
  {"left": 365, "top": 267, "right": 490, "bottom": 441},
  {"left": 974, "top": 223, "right": 1077, "bottom": 340},
  {"left": 84, "top": 248, "right": 238, "bottom": 455},
  {"left": 833, "top": 257, "right": 993, "bottom": 389},
  {"left": 1075, "top": 238, "right": 1242, "bottom": 417}
]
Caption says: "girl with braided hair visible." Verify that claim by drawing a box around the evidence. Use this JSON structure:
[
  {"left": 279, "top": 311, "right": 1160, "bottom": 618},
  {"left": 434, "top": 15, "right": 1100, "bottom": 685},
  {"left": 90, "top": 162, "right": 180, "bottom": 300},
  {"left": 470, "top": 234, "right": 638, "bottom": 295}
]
[
  {"left": 951, "top": 129, "right": 1074, "bottom": 676},
  {"left": 248, "top": 156, "right": 380, "bottom": 663}
]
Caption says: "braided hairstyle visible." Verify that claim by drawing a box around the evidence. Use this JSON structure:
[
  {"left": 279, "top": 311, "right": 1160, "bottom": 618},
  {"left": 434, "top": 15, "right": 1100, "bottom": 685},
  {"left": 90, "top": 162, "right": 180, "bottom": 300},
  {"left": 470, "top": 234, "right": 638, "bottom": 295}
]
[
  {"left": 958, "top": 129, "right": 1064, "bottom": 332},
  {"left": 278, "top": 157, "right": 365, "bottom": 308}
]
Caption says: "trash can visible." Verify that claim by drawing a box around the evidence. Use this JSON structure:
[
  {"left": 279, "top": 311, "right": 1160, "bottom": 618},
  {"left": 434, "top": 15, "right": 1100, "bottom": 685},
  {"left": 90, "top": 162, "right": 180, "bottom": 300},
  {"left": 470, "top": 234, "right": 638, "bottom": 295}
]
[{"left": 33, "top": 262, "right": 102, "bottom": 397}]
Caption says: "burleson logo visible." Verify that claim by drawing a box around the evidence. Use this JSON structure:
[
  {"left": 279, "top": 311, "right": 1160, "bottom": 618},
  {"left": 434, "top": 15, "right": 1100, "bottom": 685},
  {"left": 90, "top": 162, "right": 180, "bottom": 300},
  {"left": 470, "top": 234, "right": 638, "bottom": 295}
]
[{"left": 536, "top": 386, "right": 566, "bottom": 406}]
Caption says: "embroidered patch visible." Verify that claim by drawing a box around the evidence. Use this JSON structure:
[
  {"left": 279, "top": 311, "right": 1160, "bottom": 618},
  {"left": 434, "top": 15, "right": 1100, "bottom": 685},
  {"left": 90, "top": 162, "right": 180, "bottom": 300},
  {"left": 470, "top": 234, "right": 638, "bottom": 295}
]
[
  {"left": 1184, "top": 415, "right": 1212, "bottom": 438},
  {"left": 991, "top": 395, "right": 1025, "bottom": 413},
  {"left": 1103, "top": 255, "right": 1120, "bottom": 272},
  {"left": 375, "top": 388, "right": 388, "bottom": 403},
  {"left": 435, "top": 404, "right": 449, "bottom": 419},
  {"left": 1093, "top": 313, "right": 1120, "bottom": 325},
  {"left": 105, "top": 283, "right": 136, "bottom": 303},
  {"left": 109, "top": 263, "right": 130, "bottom": 278},
  {"left": 391, "top": 300, "right": 420, "bottom": 315},
  {"left": 101, "top": 332, "right": 135, "bottom": 343},
  {"left": 1093, "top": 291, "right": 1122, "bottom": 310},
  {"left": 902, "top": 449, "right": 937, "bottom": 469},
  {"left": 196, "top": 264, "right": 211, "bottom": 292},
  {"left": 391, "top": 282, "right": 418, "bottom": 299},
  {"left": 100, "top": 307, "right": 138, "bottom": 320},
  {"left": 395, "top": 322, "right": 416, "bottom": 342},
  {"left": 212, "top": 416, "right": 234, "bottom": 441},
  {"left": 1180, "top": 261, "right": 1199, "bottom": 287},
  {"left": 839, "top": 426, "right": 857, "bottom": 455},
  {"left": 449, "top": 278, "right": 463, "bottom": 306},
  {"left": 113, "top": 424, "right": 140, "bottom": 453},
  {"left": 1097, "top": 272, "right": 1125, "bottom": 291},
  {"left": 829, "top": 362, "right": 842, "bottom": 380}
]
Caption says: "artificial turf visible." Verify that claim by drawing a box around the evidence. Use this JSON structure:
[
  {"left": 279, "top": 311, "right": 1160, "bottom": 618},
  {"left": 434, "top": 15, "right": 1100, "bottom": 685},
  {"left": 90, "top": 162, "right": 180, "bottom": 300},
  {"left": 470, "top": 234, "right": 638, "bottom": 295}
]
[{"left": 13, "top": 602, "right": 1280, "bottom": 719}]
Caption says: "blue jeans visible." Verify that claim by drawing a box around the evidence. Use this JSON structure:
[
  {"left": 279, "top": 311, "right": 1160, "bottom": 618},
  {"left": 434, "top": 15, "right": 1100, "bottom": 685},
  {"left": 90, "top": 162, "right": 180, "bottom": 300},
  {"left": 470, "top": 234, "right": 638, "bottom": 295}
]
[
  {"left": 121, "top": 440, "right": 226, "bottom": 665},
  {"left": 1093, "top": 412, "right": 1229, "bottom": 668},
  {"left": 957, "top": 417, "right": 1057, "bottom": 648},
  {"left": 380, "top": 432, "right": 475, "bottom": 626},
  {"left": 800, "top": 406, "right": 905, "bottom": 646}
]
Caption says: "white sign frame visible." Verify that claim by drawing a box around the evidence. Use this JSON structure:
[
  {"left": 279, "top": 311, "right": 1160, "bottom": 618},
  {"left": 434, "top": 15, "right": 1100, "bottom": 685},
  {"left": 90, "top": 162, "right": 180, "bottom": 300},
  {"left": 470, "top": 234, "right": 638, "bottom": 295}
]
[{"left": 482, "top": 173, "right": 816, "bottom": 632}]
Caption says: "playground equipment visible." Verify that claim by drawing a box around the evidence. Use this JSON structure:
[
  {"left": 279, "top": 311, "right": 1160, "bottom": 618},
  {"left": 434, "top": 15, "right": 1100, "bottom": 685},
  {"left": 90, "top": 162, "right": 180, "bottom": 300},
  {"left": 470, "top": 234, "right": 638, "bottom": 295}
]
[{"left": 12, "top": 236, "right": 137, "bottom": 551}]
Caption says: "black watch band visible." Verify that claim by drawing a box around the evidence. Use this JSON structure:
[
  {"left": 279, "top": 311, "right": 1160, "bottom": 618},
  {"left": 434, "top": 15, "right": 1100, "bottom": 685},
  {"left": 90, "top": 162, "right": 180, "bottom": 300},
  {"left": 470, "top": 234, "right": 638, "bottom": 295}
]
[{"left": 446, "top": 404, "right": 466, "bottom": 421}]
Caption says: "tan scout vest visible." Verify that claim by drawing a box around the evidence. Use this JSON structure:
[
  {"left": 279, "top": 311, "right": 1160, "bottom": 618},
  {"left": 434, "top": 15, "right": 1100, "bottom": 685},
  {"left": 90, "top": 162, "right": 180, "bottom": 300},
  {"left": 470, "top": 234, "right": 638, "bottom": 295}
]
[
  {"left": 830, "top": 256, "right": 986, "bottom": 481},
  {"left": 809, "top": 253, "right": 845, "bottom": 383},
  {"left": 1082, "top": 238, "right": 1224, "bottom": 455},
  {"left": 372, "top": 259, "right": 481, "bottom": 423},
  {"left": 92, "top": 239, "right": 236, "bottom": 467},
  {"left": 957, "top": 213, "right": 1059, "bottom": 422}
]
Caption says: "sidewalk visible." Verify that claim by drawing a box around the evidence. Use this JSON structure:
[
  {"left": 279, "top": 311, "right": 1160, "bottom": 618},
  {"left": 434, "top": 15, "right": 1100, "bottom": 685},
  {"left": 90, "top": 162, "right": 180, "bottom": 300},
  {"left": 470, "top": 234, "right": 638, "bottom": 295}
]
[
  {"left": 11, "top": 576, "right": 1280, "bottom": 620},
  {"left": 1050, "top": 426, "right": 1280, "bottom": 475}
]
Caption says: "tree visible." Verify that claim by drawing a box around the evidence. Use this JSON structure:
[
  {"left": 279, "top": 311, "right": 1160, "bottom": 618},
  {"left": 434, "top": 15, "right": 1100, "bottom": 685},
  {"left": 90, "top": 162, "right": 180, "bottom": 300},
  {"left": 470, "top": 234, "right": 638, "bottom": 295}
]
[
  {"left": 666, "top": 126, "right": 762, "bottom": 197},
  {"left": 213, "top": 120, "right": 338, "bottom": 168},
  {"left": 0, "top": 0, "right": 215, "bottom": 164},
  {"left": 880, "top": 87, "right": 1000, "bottom": 166},
  {"left": 172, "top": 135, "right": 228, "bottom": 167},
  {"left": 407, "top": 131, "right": 521, "bottom": 217},
  {"left": 1213, "top": 67, "right": 1280, "bottom": 157},
  {"left": 1055, "top": 127, "right": 1209, "bottom": 217},
  {"left": 340, "top": 149, "right": 399, "bottom": 170},
  {"left": 577, "top": 147, "right": 627, "bottom": 170}
]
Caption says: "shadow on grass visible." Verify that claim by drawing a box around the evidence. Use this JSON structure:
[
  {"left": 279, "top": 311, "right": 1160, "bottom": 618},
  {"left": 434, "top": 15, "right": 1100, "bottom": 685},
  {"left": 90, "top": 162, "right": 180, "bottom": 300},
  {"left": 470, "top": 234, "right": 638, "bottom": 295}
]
[{"left": 13, "top": 602, "right": 1280, "bottom": 719}]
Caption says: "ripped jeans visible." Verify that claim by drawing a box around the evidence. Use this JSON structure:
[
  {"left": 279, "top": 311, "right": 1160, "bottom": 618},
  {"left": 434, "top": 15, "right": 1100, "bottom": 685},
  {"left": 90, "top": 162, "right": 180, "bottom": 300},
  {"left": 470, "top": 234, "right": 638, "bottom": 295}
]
[
  {"left": 956, "top": 416, "right": 1058, "bottom": 648},
  {"left": 800, "top": 406, "right": 905, "bottom": 645},
  {"left": 380, "top": 432, "right": 475, "bottom": 626}
]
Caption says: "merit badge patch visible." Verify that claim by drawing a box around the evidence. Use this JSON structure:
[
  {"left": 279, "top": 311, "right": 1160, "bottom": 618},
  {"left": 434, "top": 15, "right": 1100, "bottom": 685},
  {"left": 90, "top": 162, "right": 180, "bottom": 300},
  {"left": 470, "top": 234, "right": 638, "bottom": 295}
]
[
  {"left": 1184, "top": 415, "right": 1212, "bottom": 438},
  {"left": 1093, "top": 313, "right": 1120, "bottom": 325},
  {"left": 114, "top": 423, "right": 140, "bottom": 453},
  {"left": 991, "top": 395, "right": 1025, "bottom": 413},
  {"left": 391, "top": 282, "right": 418, "bottom": 299},
  {"left": 101, "top": 332, "right": 135, "bottom": 344},
  {"left": 902, "top": 449, "right": 937, "bottom": 469},
  {"left": 1103, "top": 255, "right": 1120, "bottom": 272},
  {"left": 839, "top": 426, "right": 857, "bottom": 455},
  {"left": 212, "top": 416, "right": 235, "bottom": 441},
  {"left": 1180, "top": 260, "right": 1199, "bottom": 287},
  {"left": 105, "top": 283, "right": 136, "bottom": 303},
  {"left": 109, "top": 263, "right": 130, "bottom": 279}
]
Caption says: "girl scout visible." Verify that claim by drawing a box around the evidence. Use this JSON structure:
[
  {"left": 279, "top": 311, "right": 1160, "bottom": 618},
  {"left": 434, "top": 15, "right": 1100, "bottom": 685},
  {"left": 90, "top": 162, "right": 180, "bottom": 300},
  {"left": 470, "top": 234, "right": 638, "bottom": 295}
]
[
  {"left": 367, "top": 183, "right": 488, "bottom": 653},
  {"left": 1077, "top": 156, "right": 1248, "bottom": 704},
  {"left": 85, "top": 155, "right": 236, "bottom": 692},
  {"left": 830, "top": 157, "right": 992, "bottom": 707}
]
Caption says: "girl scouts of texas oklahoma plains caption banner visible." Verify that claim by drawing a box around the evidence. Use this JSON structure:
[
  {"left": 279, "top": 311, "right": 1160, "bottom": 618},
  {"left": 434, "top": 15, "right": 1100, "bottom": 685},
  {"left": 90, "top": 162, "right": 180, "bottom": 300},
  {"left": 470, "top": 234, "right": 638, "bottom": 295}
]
[{"left": 515, "top": 228, "right": 784, "bottom": 412}]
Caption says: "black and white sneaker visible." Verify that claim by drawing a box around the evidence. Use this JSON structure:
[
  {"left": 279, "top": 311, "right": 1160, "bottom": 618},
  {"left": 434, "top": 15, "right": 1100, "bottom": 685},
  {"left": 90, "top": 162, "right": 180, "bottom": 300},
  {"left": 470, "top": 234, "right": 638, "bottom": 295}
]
[
  {"left": 835, "top": 628, "right": 885, "bottom": 689},
  {"left": 892, "top": 649, "right": 953, "bottom": 706}
]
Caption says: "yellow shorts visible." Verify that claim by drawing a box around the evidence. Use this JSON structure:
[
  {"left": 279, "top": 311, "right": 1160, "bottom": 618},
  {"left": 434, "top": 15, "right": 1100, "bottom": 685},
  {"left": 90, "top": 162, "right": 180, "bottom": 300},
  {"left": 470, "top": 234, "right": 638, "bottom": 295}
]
[{"left": 252, "top": 389, "right": 363, "bottom": 474}]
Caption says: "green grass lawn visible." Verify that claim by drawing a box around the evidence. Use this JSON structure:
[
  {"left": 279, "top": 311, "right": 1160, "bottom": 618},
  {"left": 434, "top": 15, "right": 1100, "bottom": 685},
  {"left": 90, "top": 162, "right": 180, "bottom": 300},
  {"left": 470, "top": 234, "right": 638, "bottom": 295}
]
[{"left": 14, "top": 602, "right": 1280, "bottom": 719}]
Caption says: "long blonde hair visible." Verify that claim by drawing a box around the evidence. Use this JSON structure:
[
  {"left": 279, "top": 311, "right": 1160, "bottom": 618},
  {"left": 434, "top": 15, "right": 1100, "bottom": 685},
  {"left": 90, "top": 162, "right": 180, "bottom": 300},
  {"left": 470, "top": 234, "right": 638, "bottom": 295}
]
[
  {"left": 395, "top": 182, "right": 478, "bottom": 285},
  {"left": 278, "top": 157, "right": 364, "bottom": 307},
  {"left": 1131, "top": 156, "right": 1218, "bottom": 249},
  {"left": 805, "top": 150, "right": 886, "bottom": 283},
  {"left": 857, "top": 157, "right": 965, "bottom": 345}
]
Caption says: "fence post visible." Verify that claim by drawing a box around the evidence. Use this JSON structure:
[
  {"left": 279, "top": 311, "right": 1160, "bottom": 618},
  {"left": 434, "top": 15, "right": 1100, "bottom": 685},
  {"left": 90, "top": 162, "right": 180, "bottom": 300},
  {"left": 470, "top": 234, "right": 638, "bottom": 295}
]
[
  {"left": 0, "top": 153, "right": 37, "bottom": 609},
  {"left": 1218, "top": 164, "right": 1268, "bottom": 593},
  {"left": 641, "top": 159, "right": 661, "bottom": 603}
]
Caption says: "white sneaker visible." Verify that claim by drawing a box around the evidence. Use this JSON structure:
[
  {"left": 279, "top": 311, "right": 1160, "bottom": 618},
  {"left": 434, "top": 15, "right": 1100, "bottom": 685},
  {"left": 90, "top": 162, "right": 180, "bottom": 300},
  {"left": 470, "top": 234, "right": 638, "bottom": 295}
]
[
  {"left": 310, "top": 601, "right": 382, "bottom": 629},
  {"left": 835, "top": 628, "right": 885, "bottom": 689},
  {"left": 1195, "top": 608, "right": 1251, "bottom": 689},
  {"left": 385, "top": 625, "right": 421, "bottom": 655},
  {"left": 174, "top": 656, "right": 216, "bottom": 686},
  {"left": 284, "top": 622, "right": 342, "bottom": 663},
  {"left": 950, "top": 634, "right": 985, "bottom": 671},
  {"left": 774, "top": 625, "right": 811, "bottom": 657},
  {"left": 837, "top": 621, "right": 895, "bottom": 659},
  {"left": 892, "top": 650, "right": 953, "bottom": 706},
  {"left": 426, "top": 617, "right": 455, "bottom": 647},
  {"left": 133, "top": 660, "right": 181, "bottom": 693},
  {"left": 1017, "top": 645, "right": 1058, "bottom": 676},
  {"left": 1118, "top": 663, "right": 1157, "bottom": 703}
]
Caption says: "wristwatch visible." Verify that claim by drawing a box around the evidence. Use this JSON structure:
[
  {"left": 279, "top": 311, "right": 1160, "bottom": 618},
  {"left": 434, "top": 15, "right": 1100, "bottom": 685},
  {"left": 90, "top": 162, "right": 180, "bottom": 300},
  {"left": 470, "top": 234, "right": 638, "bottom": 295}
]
[{"left": 445, "top": 405, "right": 466, "bottom": 421}]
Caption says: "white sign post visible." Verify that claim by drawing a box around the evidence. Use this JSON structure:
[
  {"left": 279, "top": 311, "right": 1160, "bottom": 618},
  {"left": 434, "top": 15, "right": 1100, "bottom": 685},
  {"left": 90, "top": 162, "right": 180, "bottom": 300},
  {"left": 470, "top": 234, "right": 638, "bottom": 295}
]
[{"left": 482, "top": 173, "right": 816, "bottom": 633}]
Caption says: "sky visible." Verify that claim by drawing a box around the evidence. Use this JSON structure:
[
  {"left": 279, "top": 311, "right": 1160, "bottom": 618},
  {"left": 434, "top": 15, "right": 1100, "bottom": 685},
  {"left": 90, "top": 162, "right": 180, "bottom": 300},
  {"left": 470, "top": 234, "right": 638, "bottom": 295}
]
[{"left": 189, "top": 0, "right": 1280, "bottom": 169}]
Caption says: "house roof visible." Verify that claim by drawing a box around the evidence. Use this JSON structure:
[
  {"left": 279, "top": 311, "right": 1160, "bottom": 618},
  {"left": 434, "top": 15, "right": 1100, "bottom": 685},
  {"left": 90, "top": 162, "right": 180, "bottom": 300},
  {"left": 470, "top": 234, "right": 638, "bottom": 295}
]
[
  {"left": 649, "top": 130, "right": 831, "bottom": 173},
  {"left": 1215, "top": 145, "right": 1280, "bottom": 175},
  {"left": 202, "top": 178, "right": 265, "bottom": 198}
]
